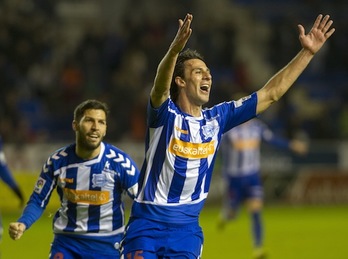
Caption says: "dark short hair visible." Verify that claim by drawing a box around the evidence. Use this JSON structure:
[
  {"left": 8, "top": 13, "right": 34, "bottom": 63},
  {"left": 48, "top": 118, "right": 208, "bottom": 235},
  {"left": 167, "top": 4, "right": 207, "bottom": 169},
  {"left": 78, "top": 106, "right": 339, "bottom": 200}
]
[
  {"left": 73, "top": 99, "right": 109, "bottom": 122},
  {"left": 170, "top": 48, "right": 205, "bottom": 103}
]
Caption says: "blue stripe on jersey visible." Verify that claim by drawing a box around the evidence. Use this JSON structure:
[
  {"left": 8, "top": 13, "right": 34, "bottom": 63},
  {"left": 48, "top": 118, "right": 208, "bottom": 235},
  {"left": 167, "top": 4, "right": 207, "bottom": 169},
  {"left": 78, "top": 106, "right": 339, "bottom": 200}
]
[
  {"left": 168, "top": 157, "right": 187, "bottom": 203},
  {"left": 88, "top": 205, "right": 100, "bottom": 233},
  {"left": 64, "top": 167, "right": 78, "bottom": 232},
  {"left": 87, "top": 165, "right": 103, "bottom": 233},
  {"left": 191, "top": 158, "right": 207, "bottom": 201}
]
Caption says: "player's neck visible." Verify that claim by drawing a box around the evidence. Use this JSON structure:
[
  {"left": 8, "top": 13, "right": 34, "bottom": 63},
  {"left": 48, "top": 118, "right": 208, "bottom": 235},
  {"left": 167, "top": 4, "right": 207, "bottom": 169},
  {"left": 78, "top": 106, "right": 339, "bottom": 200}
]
[
  {"left": 75, "top": 145, "right": 101, "bottom": 160},
  {"left": 176, "top": 99, "right": 202, "bottom": 117}
]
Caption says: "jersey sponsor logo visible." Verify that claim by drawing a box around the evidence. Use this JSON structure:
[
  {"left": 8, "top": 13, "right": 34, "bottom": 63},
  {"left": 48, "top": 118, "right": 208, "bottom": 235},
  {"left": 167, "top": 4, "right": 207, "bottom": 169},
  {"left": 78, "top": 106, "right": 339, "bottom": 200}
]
[
  {"left": 34, "top": 177, "right": 46, "bottom": 194},
  {"left": 169, "top": 138, "right": 215, "bottom": 159},
  {"left": 63, "top": 178, "right": 74, "bottom": 183},
  {"left": 63, "top": 188, "right": 110, "bottom": 205},
  {"left": 58, "top": 177, "right": 74, "bottom": 188},
  {"left": 175, "top": 126, "right": 189, "bottom": 134},
  {"left": 104, "top": 160, "right": 110, "bottom": 169}
]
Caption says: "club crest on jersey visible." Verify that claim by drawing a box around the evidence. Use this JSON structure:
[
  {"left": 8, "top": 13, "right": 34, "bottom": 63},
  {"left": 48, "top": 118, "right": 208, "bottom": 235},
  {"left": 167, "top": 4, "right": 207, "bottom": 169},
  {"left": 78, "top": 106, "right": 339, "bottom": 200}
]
[
  {"left": 34, "top": 177, "right": 46, "bottom": 194},
  {"left": 92, "top": 173, "right": 108, "bottom": 188},
  {"left": 202, "top": 124, "right": 218, "bottom": 139}
]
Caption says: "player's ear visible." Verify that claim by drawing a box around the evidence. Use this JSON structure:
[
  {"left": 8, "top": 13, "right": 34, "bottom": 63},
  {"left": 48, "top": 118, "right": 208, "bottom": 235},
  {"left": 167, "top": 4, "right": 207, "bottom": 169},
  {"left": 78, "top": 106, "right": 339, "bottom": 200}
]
[
  {"left": 72, "top": 120, "right": 78, "bottom": 131},
  {"left": 175, "top": 76, "right": 185, "bottom": 87}
]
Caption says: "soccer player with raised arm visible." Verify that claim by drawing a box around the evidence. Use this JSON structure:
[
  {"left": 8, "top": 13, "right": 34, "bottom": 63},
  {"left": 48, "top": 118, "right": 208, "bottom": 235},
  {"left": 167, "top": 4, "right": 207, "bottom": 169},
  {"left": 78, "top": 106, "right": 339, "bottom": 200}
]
[
  {"left": 9, "top": 100, "right": 140, "bottom": 259},
  {"left": 121, "top": 13, "right": 335, "bottom": 259}
]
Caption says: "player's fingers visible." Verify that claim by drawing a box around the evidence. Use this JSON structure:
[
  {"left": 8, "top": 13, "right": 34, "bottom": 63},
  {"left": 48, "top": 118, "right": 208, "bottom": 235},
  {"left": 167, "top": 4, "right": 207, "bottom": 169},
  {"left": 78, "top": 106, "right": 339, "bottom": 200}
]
[
  {"left": 322, "top": 19, "right": 333, "bottom": 32},
  {"left": 322, "top": 20, "right": 334, "bottom": 37},
  {"left": 9, "top": 222, "right": 18, "bottom": 231},
  {"left": 9, "top": 222, "right": 25, "bottom": 240},
  {"left": 9, "top": 229, "right": 23, "bottom": 240},
  {"left": 180, "top": 14, "right": 192, "bottom": 32},
  {"left": 313, "top": 14, "right": 323, "bottom": 29},
  {"left": 325, "top": 28, "right": 335, "bottom": 38},
  {"left": 297, "top": 24, "right": 305, "bottom": 37},
  {"left": 318, "top": 14, "right": 329, "bottom": 30},
  {"left": 178, "top": 18, "right": 184, "bottom": 28}
]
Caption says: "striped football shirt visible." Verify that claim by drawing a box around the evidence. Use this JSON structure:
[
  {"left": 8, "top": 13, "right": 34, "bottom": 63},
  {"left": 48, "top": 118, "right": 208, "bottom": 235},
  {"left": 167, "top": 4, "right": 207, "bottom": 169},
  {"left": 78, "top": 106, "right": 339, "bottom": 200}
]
[
  {"left": 19, "top": 142, "right": 139, "bottom": 237},
  {"left": 220, "top": 118, "right": 290, "bottom": 177},
  {"left": 131, "top": 93, "right": 257, "bottom": 223}
]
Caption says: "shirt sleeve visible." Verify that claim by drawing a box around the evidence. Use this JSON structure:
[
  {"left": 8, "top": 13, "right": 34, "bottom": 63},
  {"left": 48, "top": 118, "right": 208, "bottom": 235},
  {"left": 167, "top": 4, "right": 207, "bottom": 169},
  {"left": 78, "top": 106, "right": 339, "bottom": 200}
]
[
  {"left": 114, "top": 148, "right": 140, "bottom": 199},
  {"left": 221, "top": 92, "right": 258, "bottom": 133},
  {"left": 17, "top": 202, "right": 45, "bottom": 229},
  {"left": 17, "top": 156, "right": 57, "bottom": 229}
]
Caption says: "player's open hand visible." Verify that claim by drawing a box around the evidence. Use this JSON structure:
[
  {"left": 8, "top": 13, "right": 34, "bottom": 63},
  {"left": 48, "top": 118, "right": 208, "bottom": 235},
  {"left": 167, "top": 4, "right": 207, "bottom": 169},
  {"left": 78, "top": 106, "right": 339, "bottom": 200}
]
[
  {"left": 169, "top": 13, "right": 193, "bottom": 54},
  {"left": 9, "top": 222, "right": 26, "bottom": 240},
  {"left": 298, "top": 14, "right": 335, "bottom": 55}
]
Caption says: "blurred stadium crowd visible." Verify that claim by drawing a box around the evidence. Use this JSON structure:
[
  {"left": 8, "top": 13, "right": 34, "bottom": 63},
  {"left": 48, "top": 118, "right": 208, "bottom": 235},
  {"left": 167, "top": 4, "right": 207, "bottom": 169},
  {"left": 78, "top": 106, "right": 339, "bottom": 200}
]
[{"left": 0, "top": 0, "right": 347, "bottom": 144}]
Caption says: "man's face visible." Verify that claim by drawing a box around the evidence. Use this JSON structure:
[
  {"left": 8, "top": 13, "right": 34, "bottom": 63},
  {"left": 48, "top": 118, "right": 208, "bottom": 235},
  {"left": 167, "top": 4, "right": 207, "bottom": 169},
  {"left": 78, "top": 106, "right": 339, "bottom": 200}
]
[
  {"left": 73, "top": 109, "right": 107, "bottom": 151},
  {"left": 181, "top": 58, "right": 212, "bottom": 106}
]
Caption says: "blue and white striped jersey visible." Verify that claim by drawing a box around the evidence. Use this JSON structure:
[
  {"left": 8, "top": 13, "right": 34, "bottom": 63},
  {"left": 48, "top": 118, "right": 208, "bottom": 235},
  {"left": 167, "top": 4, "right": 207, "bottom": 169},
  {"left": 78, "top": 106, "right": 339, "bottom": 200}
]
[
  {"left": 220, "top": 118, "right": 290, "bottom": 177},
  {"left": 19, "top": 142, "right": 139, "bottom": 237},
  {"left": 131, "top": 93, "right": 257, "bottom": 224}
]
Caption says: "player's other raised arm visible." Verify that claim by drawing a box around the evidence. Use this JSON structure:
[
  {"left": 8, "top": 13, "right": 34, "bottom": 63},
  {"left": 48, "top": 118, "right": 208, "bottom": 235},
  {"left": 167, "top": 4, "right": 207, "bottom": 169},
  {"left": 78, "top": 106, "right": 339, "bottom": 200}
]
[
  {"left": 150, "top": 13, "right": 193, "bottom": 108},
  {"left": 256, "top": 14, "right": 335, "bottom": 114}
]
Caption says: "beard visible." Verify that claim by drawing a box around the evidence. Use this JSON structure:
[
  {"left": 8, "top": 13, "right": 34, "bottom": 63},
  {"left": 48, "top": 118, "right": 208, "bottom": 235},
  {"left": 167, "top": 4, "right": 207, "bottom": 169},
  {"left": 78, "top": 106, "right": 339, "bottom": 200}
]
[{"left": 77, "top": 133, "right": 102, "bottom": 151}]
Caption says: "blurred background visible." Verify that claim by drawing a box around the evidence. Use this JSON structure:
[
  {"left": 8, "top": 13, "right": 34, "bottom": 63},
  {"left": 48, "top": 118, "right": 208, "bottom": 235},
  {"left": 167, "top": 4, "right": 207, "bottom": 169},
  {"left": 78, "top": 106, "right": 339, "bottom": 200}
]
[
  {"left": 1, "top": 0, "right": 348, "bottom": 258},
  {"left": 1, "top": 0, "right": 348, "bottom": 205}
]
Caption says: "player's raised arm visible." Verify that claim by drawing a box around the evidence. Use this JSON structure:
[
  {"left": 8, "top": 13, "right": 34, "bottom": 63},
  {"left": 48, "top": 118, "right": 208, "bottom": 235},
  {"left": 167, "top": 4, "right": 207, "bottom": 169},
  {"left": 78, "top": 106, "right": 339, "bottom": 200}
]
[
  {"left": 150, "top": 13, "right": 193, "bottom": 108},
  {"left": 256, "top": 14, "right": 335, "bottom": 114}
]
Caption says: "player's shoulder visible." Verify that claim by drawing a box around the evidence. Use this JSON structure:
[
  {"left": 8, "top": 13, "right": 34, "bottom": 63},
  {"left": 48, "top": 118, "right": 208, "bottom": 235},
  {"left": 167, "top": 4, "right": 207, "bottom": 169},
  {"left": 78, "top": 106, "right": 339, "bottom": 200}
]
[
  {"left": 47, "top": 144, "right": 72, "bottom": 160},
  {"left": 103, "top": 143, "right": 138, "bottom": 175},
  {"left": 43, "top": 144, "right": 74, "bottom": 171},
  {"left": 103, "top": 143, "right": 135, "bottom": 163}
]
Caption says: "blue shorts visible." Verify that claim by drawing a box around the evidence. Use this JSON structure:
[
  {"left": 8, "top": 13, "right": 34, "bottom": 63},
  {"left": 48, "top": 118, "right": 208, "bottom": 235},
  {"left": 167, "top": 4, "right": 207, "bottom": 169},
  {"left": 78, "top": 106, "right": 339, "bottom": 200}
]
[
  {"left": 49, "top": 233, "right": 123, "bottom": 259},
  {"left": 226, "top": 173, "right": 263, "bottom": 209},
  {"left": 121, "top": 218, "right": 204, "bottom": 259}
]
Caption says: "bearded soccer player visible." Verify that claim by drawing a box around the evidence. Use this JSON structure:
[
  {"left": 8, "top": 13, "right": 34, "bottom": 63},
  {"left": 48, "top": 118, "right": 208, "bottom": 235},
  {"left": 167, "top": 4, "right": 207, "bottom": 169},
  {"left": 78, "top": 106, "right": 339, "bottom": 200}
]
[{"left": 9, "top": 100, "right": 140, "bottom": 259}]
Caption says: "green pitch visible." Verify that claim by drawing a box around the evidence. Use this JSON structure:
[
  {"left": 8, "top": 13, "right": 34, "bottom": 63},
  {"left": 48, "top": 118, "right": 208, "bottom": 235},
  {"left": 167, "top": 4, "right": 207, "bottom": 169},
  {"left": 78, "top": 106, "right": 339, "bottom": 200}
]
[
  {"left": 1, "top": 174, "right": 347, "bottom": 258},
  {"left": 1, "top": 205, "right": 348, "bottom": 259},
  {"left": 200, "top": 204, "right": 348, "bottom": 259}
]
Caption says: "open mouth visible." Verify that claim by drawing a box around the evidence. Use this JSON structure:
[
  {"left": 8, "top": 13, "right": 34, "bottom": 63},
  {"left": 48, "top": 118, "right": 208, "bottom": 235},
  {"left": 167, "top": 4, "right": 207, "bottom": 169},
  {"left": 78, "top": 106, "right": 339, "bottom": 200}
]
[
  {"left": 87, "top": 134, "right": 100, "bottom": 140},
  {"left": 200, "top": 85, "right": 209, "bottom": 93}
]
